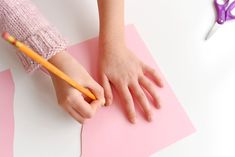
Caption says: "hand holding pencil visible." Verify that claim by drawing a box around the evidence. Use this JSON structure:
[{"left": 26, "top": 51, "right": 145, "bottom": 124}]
[{"left": 2, "top": 32, "right": 105, "bottom": 123}]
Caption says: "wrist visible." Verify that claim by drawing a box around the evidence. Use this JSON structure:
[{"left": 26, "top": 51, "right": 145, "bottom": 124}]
[
  {"left": 99, "top": 28, "right": 125, "bottom": 47},
  {"left": 48, "top": 51, "right": 75, "bottom": 77},
  {"left": 47, "top": 51, "right": 65, "bottom": 78},
  {"left": 99, "top": 37, "right": 126, "bottom": 52},
  {"left": 48, "top": 51, "right": 70, "bottom": 66}
]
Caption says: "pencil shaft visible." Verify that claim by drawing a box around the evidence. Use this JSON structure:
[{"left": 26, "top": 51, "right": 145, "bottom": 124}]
[{"left": 16, "top": 41, "right": 96, "bottom": 100}]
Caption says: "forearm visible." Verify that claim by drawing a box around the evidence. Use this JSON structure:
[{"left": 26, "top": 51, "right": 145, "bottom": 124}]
[{"left": 97, "top": 0, "right": 125, "bottom": 48}]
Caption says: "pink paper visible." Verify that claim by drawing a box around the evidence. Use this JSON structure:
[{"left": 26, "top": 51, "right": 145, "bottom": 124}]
[
  {"left": 67, "top": 25, "right": 195, "bottom": 157},
  {"left": 0, "top": 70, "right": 15, "bottom": 157}
]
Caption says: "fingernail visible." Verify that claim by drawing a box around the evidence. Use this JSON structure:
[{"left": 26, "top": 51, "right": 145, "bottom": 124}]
[
  {"left": 155, "top": 99, "right": 161, "bottom": 109},
  {"left": 130, "top": 117, "right": 136, "bottom": 124},
  {"left": 101, "top": 99, "right": 106, "bottom": 107},
  {"left": 104, "top": 100, "right": 109, "bottom": 107},
  {"left": 147, "top": 115, "right": 152, "bottom": 122},
  {"left": 104, "top": 98, "right": 112, "bottom": 107},
  {"left": 155, "top": 102, "right": 161, "bottom": 109}
]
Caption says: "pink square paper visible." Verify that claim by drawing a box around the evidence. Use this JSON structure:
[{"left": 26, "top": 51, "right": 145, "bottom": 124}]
[{"left": 67, "top": 25, "right": 195, "bottom": 157}]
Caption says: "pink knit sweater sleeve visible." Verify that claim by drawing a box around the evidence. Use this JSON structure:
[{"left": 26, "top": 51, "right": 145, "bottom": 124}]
[{"left": 0, "top": 0, "right": 67, "bottom": 72}]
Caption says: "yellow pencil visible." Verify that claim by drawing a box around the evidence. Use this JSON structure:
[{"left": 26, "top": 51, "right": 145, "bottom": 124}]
[{"left": 2, "top": 32, "right": 96, "bottom": 100}]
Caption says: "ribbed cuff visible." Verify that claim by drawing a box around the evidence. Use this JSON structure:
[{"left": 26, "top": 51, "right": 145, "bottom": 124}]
[{"left": 17, "top": 26, "right": 67, "bottom": 73}]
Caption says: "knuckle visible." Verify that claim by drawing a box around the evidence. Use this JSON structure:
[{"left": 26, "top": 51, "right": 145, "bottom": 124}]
[
  {"left": 85, "top": 110, "right": 94, "bottom": 119},
  {"left": 114, "top": 75, "right": 131, "bottom": 85},
  {"left": 146, "top": 81, "right": 152, "bottom": 87},
  {"left": 95, "top": 87, "right": 104, "bottom": 97},
  {"left": 116, "top": 78, "right": 126, "bottom": 85},
  {"left": 105, "top": 90, "right": 113, "bottom": 98},
  {"left": 58, "top": 95, "right": 72, "bottom": 106},
  {"left": 124, "top": 97, "right": 132, "bottom": 105},
  {"left": 146, "top": 66, "right": 155, "bottom": 73},
  {"left": 142, "top": 79, "right": 151, "bottom": 86},
  {"left": 76, "top": 118, "right": 85, "bottom": 124},
  {"left": 128, "top": 74, "right": 136, "bottom": 80},
  {"left": 58, "top": 100, "right": 64, "bottom": 106},
  {"left": 138, "top": 76, "right": 145, "bottom": 82},
  {"left": 136, "top": 91, "right": 145, "bottom": 99}
]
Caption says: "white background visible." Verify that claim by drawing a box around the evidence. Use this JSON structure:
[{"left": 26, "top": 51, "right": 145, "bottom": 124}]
[{"left": 1, "top": 0, "right": 235, "bottom": 156}]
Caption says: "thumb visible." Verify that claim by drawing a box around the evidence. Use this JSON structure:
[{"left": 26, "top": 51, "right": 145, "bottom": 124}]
[{"left": 86, "top": 83, "right": 105, "bottom": 107}]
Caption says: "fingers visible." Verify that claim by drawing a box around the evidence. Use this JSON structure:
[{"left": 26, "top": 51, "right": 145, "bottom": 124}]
[
  {"left": 73, "top": 81, "right": 105, "bottom": 119},
  {"left": 89, "top": 99, "right": 103, "bottom": 111},
  {"left": 58, "top": 78, "right": 105, "bottom": 124},
  {"left": 117, "top": 85, "right": 136, "bottom": 124},
  {"left": 101, "top": 74, "right": 113, "bottom": 106},
  {"left": 143, "top": 64, "right": 163, "bottom": 88},
  {"left": 72, "top": 101, "right": 95, "bottom": 119},
  {"left": 60, "top": 88, "right": 103, "bottom": 124},
  {"left": 65, "top": 92, "right": 97, "bottom": 119},
  {"left": 66, "top": 106, "right": 85, "bottom": 124},
  {"left": 129, "top": 82, "right": 152, "bottom": 122},
  {"left": 139, "top": 76, "right": 161, "bottom": 109},
  {"left": 86, "top": 82, "right": 105, "bottom": 107}
]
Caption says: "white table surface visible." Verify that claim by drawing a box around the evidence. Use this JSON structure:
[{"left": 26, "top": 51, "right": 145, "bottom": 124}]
[{"left": 1, "top": 0, "right": 235, "bottom": 157}]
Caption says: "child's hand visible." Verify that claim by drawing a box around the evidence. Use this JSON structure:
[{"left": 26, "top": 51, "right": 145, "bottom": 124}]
[
  {"left": 98, "top": 44, "right": 163, "bottom": 123},
  {"left": 49, "top": 51, "right": 105, "bottom": 123}
]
